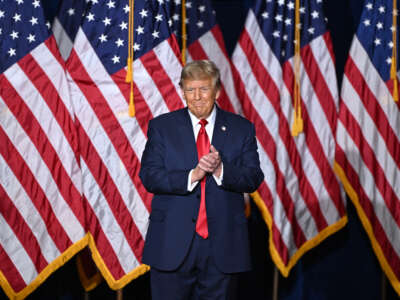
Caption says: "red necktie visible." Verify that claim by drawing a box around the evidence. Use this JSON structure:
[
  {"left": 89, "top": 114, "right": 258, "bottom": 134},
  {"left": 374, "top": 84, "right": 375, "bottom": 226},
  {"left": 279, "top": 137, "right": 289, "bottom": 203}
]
[{"left": 196, "top": 119, "right": 210, "bottom": 238}]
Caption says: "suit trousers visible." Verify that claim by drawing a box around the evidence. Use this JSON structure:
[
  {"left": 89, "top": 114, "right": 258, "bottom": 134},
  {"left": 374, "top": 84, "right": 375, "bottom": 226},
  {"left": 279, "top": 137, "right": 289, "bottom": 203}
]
[{"left": 150, "top": 233, "right": 233, "bottom": 300}]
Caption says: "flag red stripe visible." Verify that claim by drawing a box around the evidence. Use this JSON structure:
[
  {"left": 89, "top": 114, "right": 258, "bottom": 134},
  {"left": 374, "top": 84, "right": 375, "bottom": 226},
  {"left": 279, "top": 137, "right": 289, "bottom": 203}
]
[
  {"left": 210, "top": 26, "right": 238, "bottom": 113},
  {"left": 17, "top": 54, "right": 85, "bottom": 226},
  {"left": 111, "top": 68, "right": 153, "bottom": 137},
  {"left": 210, "top": 26, "right": 231, "bottom": 60},
  {"left": 335, "top": 147, "right": 400, "bottom": 278},
  {"left": 322, "top": 33, "right": 336, "bottom": 66},
  {"left": 76, "top": 121, "right": 145, "bottom": 265},
  {"left": 0, "top": 184, "right": 47, "bottom": 273},
  {"left": 231, "top": 60, "right": 307, "bottom": 250},
  {"left": 68, "top": 50, "right": 151, "bottom": 211},
  {"left": 0, "top": 244, "right": 26, "bottom": 292},
  {"left": 45, "top": 36, "right": 67, "bottom": 72},
  {"left": 346, "top": 57, "right": 400, "bottom": 171},
  {"left": 216, "top": 87, "right": 236, "bottom": 113},
  {"left": 301, "top": 40, "right": 337, "bottom": 133},
  {"left": 140, "top": 50, "right": 184, "bottom": 112},
  {"left": 239, "top": 30, "right": 329, "bottom": 231},
  {"left": 82, "top": 196, "right": 127, "bottom": 279},
  {"left": 0, "top": 127, "right": 71, "bottom": 252},
  {"left": 167, "top": 35, "right": 183, "bottom": 65},
  {"left": 338, "top": 104, "right": 400, "bottom": 226},
  {"left": 257, "top": 181, "right": 291, "bottom": 263},
  {"left": 38, "top": 40, "right": 81, "bottom": 166},
  {"left": 281, "top": 58, "right": 345, "bottom": 217}
]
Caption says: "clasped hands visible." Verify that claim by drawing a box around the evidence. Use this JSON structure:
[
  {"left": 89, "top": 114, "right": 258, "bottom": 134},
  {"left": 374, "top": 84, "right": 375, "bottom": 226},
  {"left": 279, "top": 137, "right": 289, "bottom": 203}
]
[{"left": 191, "top": 145, "right": 222, "bottom": 183}]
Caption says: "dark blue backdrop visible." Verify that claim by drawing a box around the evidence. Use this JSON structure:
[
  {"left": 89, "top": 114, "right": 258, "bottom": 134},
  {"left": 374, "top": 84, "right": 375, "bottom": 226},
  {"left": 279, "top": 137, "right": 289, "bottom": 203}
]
[{"left": 2, "top": 1, "right": 398, "bottom": 299}]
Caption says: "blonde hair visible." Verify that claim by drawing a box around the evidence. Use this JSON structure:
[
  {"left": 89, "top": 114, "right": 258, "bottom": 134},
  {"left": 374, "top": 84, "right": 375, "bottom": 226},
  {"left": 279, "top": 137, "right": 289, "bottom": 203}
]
[{"left": 179, "top": 60, "right": 221, "bottom": 89}]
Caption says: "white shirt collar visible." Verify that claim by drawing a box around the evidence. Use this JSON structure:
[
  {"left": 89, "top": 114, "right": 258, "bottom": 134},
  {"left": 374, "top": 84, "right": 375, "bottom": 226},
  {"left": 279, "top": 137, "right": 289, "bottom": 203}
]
[{"left": 187, "top": 105, "right": 217, "bottom": 128}]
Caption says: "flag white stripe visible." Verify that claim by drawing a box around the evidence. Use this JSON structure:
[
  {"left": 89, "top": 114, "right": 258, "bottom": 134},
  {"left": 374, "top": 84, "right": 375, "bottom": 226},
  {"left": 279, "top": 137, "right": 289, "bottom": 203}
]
[
  {"left": 350, "top": 38, "right": 400, "bottom": 141},
  {"left": 81, "top": 160, "right": 140, "bottom": 273},
  {"left": 309, "top": 36, "right": 339, "bottom": 111},
  {"left": 291, "top": 54, "right": 341, "bottom": 224},
  {"left": 67, "top": 76, "right": 149, "bottom": 238},
  {"left": 341, "top": 76, "right": 400, "bottom": 198},
  {"left": 242, "top": 11, "right": 286, "bottom": 92},
  {"left": 0, "top": 213, "right": 37, "bottom": 284},
  {"left": 134, "top": 58, "right": 171, "bottom": 118},
  {"left": 4, "top": 63, "right": 75, "bottom": 169},
  {"left": 0, "top": 154, "right": 60, "bottom": 264},
  {"left": 233, "top": 45, "right": 320, "bottom": 241},
  {"left": 256, "top": 140, "right": 297, "bottom": 255},
  {"left": 30, "top": 43, "right": 82, "bottom": 194},
  {"left": 246, "top": 18, "right": 341, "bottom": 226},
  {"left": 152, "top": 40, "right": 185, "bottom": 107},
  {"left": 302, "top": 37, "right": 338, "bottom": 143},
  {"left": 31, "top": 42, "right": 75, "bottom": 120},
  {"left": 73, "top": 29, "right": 150, "bottom": 236},
  {"left": 336, "top": 122, "right": 400, "bottom": 257},
  {"left": 52, "top": 17, "right": 74, "bottom": 61},
  {"left": 74, "top": 28, "right": 148, "bottom": 162},
  {"left": 0, "top": 94, "right": 84, "bottom": 243}
]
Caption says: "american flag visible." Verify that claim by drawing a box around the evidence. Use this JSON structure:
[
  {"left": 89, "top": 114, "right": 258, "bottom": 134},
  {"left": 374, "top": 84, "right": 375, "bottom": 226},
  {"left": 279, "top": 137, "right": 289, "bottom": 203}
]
[
  {"left": 65, "top": 0, "right": 184, "bottom": 288},
  {"left": 232, "top": 0, "right": 346, "bottom": 276},
  {"left": 52, "top": 0, "right": 102, "bottom": 292},
  {"left": 0, "top": 0, "right": 86, "bottom": 298},
  {"left": 52, "top": 0, "right": 88, "bottom": 61},
  {"left": 335, "top": 0, "right": 400, "bottom": 294},
  {"left": 170, "top": 0, "right": 243, "bottom": 114}
]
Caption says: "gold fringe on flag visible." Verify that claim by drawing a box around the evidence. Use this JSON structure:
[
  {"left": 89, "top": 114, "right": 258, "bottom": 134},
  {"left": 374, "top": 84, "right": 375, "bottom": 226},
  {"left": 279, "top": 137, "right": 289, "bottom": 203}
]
[
  {"left": 126, "top": 0, "right": 135, "bottom": 117},
  {"left": 291, "top": 0, "right": 303, "bottom": 136},
  {"left": 181, "top": 0, "right": 187, "bottom": 65},
  {"left": 391, "top": 0, "right": 398, "bottom": 102}
]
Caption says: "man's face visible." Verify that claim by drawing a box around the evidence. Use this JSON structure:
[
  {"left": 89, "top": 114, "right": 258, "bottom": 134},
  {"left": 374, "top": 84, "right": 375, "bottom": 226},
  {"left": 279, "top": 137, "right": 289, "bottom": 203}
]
[{"left": 182, "top": 77, "right": 220, "bottom": 120}]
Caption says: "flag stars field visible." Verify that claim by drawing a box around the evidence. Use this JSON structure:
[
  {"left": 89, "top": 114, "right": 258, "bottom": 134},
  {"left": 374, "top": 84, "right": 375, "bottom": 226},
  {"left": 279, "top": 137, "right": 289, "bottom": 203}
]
[
  {"left": 107, "top": 0, "right": 115, "bottom": 9},
  {"left": 86, "top": 12, "right": 95, "bottom": 21},
  {"left": 29, "top": 16, "right": 38, "bottom": 25},
  {"left": 32, "top": 0, "right": 40, "bottom": 8}
]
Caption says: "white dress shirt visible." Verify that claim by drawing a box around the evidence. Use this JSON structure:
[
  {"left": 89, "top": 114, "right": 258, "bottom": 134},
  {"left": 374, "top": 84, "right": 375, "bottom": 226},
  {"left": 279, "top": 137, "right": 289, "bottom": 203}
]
[{"left": 187, "top": 106, "right": 223, "bottom": 191}]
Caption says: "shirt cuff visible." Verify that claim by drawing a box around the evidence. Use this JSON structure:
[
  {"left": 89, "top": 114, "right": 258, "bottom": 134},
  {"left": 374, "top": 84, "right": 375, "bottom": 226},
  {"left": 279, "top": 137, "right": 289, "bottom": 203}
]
[
  {"left": 213, "top": 163, "right": 223, "bottom": 186},
  {"left": 188, "top": 169, "right": 199, "bottom": 191}
]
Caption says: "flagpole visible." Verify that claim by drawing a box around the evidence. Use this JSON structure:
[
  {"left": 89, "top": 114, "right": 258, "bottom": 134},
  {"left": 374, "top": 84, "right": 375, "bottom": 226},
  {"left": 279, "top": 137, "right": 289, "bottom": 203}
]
[
  {"left": 84, "top": 291, "right": 90, "bottom": 300},
  {"left": 116, "top": 288, "right": 123, "bottom": 300},
  {"left": 272, "top": 266, "right": 279, "bottom": 300},
  {"left": 381, "top": 272, "right": 387, "bottom": 300}
]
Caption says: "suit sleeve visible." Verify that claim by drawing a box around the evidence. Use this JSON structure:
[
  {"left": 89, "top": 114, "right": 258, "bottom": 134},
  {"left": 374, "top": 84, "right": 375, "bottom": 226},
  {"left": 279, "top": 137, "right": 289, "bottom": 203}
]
[
  {"left": 139, "top": 119, "right": 191, "bottom": 195},
  {"left": 221, "top": 123, "right": 264, "bottom": 193}
]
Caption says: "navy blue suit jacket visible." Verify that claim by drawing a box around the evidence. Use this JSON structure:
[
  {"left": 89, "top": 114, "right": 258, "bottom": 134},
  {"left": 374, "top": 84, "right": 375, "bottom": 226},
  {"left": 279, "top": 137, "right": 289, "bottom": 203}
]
[{"left": 139, "top": 106, "right": 264, "bottom": 273}]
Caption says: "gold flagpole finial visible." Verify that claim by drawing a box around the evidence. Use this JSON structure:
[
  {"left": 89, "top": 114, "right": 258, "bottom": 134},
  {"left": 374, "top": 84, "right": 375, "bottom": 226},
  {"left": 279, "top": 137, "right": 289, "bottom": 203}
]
[{"left": 291, "top": 0, "right": 303, "bottom": 136}]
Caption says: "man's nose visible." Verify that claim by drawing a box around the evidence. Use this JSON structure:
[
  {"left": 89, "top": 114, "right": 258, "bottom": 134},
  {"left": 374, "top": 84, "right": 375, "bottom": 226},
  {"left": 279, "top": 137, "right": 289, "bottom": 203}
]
[{"left": 194, "top": 88, "right": 201, "bottom": 100}]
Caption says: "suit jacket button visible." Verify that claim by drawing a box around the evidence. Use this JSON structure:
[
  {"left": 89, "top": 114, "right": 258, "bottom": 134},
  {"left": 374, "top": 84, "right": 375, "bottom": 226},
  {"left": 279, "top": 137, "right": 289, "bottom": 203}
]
[
  {"left": 192, "top": 217, "right": 196, "bottom": 223},
  {"left": 196, "top": 194, "right": 200, "bottom": 199}
]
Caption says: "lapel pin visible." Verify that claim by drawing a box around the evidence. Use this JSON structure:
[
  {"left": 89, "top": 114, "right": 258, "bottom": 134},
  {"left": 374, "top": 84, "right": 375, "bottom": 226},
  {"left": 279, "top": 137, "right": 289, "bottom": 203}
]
[{"left": 221, "top": 126, "right": 226, "bottom": 131}]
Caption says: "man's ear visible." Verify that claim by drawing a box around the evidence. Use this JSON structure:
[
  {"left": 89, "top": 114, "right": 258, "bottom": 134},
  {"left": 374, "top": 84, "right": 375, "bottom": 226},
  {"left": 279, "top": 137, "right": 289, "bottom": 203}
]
[
  {"left": 180, "top": 87, "right": 186, "bottom": 101},
  {"left": 215, "top": 88, "right": 221, "bottom": 100}
]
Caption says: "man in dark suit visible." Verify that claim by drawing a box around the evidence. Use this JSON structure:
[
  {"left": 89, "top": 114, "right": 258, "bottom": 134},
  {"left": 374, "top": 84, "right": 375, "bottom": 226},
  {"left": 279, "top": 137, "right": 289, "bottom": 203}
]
[{"left": 139, "top": 60, "right": 264, "bottom": 300}]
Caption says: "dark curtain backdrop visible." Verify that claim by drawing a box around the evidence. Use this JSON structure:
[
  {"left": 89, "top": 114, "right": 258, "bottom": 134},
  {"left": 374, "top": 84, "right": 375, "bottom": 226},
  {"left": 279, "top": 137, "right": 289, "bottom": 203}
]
[{"left": 2, "top": 1, "right": 398, "bottom": 299}]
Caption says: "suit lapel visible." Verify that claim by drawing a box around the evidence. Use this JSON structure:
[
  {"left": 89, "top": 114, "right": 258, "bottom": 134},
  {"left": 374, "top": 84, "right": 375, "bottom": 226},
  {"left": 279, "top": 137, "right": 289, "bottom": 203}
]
[
  {"left": 211, "top": 107, "right": 228, "bottom": 166},
  {"left": 177, "top": 108, "right": 198, "bottom": 165}
]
